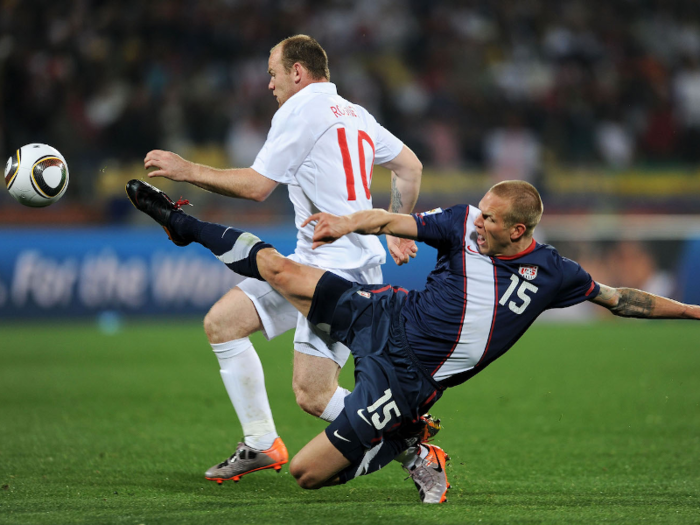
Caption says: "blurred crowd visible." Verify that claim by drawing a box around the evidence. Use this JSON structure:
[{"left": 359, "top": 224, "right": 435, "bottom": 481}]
[{"left": 2, "top": 0, "right": 700, "bottom": 208}]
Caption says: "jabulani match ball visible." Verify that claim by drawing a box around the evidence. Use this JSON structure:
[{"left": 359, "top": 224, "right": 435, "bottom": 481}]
[{"left": 4, "top": 143, "right": 69, "bottom": 207}]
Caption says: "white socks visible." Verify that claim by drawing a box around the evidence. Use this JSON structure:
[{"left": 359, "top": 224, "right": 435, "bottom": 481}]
[
  {"left": 211, "top": 337, "right": 278, "bottom": 451},
  {"left": 319, "top": 386, "right": 351, "bottom": 422},
  {"left": 213, "top": 341, "right": 353, "bottom": 448}
]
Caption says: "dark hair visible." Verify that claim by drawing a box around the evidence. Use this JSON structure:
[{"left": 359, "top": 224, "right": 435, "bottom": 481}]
[
  {"left": 488, "top": 180, "right": 543, "bottom": 236},
  {"left": 273, "top": 35, "right": 330, "bottom": 81}
]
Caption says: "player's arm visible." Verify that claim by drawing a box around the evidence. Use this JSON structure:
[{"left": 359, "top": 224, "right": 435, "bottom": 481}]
[
  {"left": 590, "top": 283, "right": 700, "bottom": 319},
  {"left": 380, "top": 145, "right": 423, "bottom": 265},
  {"left": 144, "top": 150, "right": 278, "bottom": 202},
  {"left": 302, "top": 209, "right": 418, "bottom": 250},
  {"left": 382, "top": 145, "right": 422, "bottom": 215}
]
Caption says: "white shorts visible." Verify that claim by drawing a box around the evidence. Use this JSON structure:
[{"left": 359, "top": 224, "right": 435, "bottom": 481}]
[{"left": 237, "top": 255, "right": 383, "bottom": 367}]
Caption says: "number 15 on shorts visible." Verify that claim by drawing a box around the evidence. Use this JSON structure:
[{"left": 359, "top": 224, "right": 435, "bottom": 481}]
[{"left": 358, "top": 389, "right": 401, "bottom": 430}]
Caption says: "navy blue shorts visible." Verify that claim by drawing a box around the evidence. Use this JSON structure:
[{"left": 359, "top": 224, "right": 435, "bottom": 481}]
[{"left": 308, "top": 273, "right": 444, "bottom": 462}]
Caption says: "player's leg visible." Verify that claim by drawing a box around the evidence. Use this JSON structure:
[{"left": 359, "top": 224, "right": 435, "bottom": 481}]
[
  {"left": 288, "top": 263, "right": 382, "bottom": 420},
  {"left": 125, "top": 178, "right": 325, "bottom": 312},
  {"left": 204, "top": 287, "right": 261, "bottom": 343},
  {"left": 204, "top": 289, "right": 272, "bottom": 450},
  {"left": 125, "top": 179, "right": 297, "bottom": 481},
  {"left": 288, "top": 426, "right": 423, "bottom": 490},
  {"left": 289, "top": 411, "right": 449, "bottom": 502},
  {"left": 292, "top": 351, "right": 344, "bottom": 418},
  {"left": 289, "top": 379, "right": 418, "bottom": 490},
  {"left": 203, "top": 281, "right": 300, "bottom": 483},
  {"left": 288, "top": 431, "right": 349, "bottom": 489},
  {"left": 290, "top": 307, "right": 350, "bottom": 419},
  {"left": 290, "top": 362, "right": 450, "bottom": 502}
]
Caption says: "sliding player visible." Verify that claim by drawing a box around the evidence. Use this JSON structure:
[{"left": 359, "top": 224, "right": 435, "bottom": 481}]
[{"left": 126, "top": 177, "right": 700, "bottom": 502}]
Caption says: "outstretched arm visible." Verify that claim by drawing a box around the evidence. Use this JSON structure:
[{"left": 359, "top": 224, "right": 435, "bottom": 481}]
[
  {"left": 301, "top": 209, "right": 418, "bottom": 250},
  {"left": 144, "top": 150, "right": 278, "bottom": 201},
  {"left": 257, "top": 210, "right": 416, "bottom": 317},
  {"left": 590, "top": 283, "right": 700, "bottom": 319},
  {"left": 381, "top": 146, "right": 422, "bottom": 265}
]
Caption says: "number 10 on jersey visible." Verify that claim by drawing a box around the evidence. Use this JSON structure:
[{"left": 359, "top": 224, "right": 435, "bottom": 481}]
[{"left": 337, "top": 127, "right": 375, "bottom": 201}]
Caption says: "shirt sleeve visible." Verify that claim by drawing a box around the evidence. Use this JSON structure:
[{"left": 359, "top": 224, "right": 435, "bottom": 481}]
[
  {"left": 412, "top": 205, "right": 465, "bottom": 249},
  {"left": 250, "top": 111, "right": 316, "bottom": 184},
  {"left": 374, "top": 124, "right": 404, "bottom": 164},
  {"left": 549, "top": 256, "right": 600, "bottom": 309}
]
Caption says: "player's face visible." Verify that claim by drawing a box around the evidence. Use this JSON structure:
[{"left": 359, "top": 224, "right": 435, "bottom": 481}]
[
  {"left": 268, "top": 48, "right": 295, "bottom": 108},
  {"left": 474, "top": 192, "right": 514, "bottom": 256}
]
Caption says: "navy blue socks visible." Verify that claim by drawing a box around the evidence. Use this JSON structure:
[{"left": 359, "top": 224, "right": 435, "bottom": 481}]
[{"left": 170, "top": 212, "right": 272, "bottom": 280}]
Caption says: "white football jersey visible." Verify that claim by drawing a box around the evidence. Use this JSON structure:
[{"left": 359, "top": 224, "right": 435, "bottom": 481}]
[{"left": 251, "top": 82, "right": 403, "bottom": 270}]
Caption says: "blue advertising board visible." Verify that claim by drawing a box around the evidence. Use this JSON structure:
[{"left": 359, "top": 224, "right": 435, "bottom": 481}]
[{"left": 0, "top": 227, "right": 438, "bottom": 319}]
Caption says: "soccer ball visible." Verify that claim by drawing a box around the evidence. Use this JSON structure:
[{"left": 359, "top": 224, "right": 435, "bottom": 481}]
[{"left": 4, "top": 143, "right": 69, "bottom": 207}]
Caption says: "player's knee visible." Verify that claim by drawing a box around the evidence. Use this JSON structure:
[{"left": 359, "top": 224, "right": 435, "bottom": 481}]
[
  {"left": 292, "top": 380, "right": 329, "bottom": 417},
  {"left": 296, "top": 474, "right": 322, "bottom": 490},
  {"left": 293, "top": 388, "right": 325, "bottom": 418},
  {"left": 203, "top": 305, "right": 228, "bottom": 344},
  {"left": 289, "top": 457, "right": 322, "bottom": 490},
  {"left": 264, "top": 256, "right": 296, "bottom": 290},
  {"left": 203, "top": 302, "right": 253, "bottom": 344}
]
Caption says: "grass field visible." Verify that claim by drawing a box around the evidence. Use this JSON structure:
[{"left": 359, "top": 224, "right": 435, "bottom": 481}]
[{"left": 1, "top": 320, "right": 699, "bottom": 524}]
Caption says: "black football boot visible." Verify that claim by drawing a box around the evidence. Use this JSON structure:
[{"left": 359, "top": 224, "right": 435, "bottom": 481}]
[{"left": 125, "top": 179, "right": 192, "bottom": 246}]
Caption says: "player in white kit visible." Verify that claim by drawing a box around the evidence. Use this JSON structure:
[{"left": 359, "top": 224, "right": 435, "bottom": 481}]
[{"left": 142, "top": 35, "right": 424, "bottom": 482}]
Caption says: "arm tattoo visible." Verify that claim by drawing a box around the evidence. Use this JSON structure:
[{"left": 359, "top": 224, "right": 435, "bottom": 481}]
[
  {"left": 390, "top": 176, "right": 403, "bottom": 213},
  {"left": 610, "top": 288, "right": 655, "bottom": 318}
]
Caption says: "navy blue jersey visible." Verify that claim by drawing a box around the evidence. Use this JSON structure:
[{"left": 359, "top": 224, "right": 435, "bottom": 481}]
[{"left": 403, "top": 205, "right": 599, "bottom": 387}]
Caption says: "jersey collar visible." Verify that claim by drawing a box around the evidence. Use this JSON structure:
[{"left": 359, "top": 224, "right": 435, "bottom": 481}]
[
  {"left": 299, "top": 82, "right": 337, "bottom": 96},
  {"left": 495, "top": 239, "right": 537, "bottom": 260}
]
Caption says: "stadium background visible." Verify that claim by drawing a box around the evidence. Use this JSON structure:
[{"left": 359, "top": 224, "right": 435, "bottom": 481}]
[
  {"left": 1, "top": 1, "right": 699, "bottom": 523},
  {"left": 3, "top": 0, "right": 700, "bottom": 317}
]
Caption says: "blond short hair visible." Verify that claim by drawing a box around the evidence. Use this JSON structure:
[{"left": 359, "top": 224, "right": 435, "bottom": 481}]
[{"left": 488, "top": 180, "right": 543, "bottom": 236}]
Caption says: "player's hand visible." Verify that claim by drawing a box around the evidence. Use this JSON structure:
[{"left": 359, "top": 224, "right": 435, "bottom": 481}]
[
  {"left": 302, "top": 213, "right": 352, "bottom": 249},
  {"left": 144, "top": 150, "right": 195, "bottom": 182},
  {"left": 387, "top": 235, "right": 418, "bottom": 266}
]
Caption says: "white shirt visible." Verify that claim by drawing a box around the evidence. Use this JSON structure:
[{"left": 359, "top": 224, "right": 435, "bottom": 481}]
[{"left": 251, "top": 82, "right": 403, "bottom": 270}]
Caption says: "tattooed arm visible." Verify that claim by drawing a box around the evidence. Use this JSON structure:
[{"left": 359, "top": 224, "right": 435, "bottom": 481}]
[
  {"left": 379, "top": 145, "right": 422, "bottom": 265},
  {"left": 382, "top": 145, "right": 422, "bottom": 214},
  {"left": 590, "top": 283, "right": 700, "bottom": 319}
]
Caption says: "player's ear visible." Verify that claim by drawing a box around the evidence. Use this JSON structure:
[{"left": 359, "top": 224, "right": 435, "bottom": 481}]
[
  {"left": 510, "top": 223, "right": 526, "bottom": 241},
  {"left": 293, "top": 62, "right": 304, "bottom": 83}
]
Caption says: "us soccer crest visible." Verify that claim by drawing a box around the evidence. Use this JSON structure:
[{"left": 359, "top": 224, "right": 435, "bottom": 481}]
[{"left": 518, "top": 265, "right": 538, "bottom": 281}]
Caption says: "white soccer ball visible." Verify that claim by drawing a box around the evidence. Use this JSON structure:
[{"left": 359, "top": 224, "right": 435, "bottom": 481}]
[{"left": 4, "top": 143, "right": 69, "bottom": 207}]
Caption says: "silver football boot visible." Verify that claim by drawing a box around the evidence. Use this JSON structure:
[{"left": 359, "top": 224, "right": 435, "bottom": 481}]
[
  {"left": 405, "top": 443, "right": 451, "bottom": 503},
  {"left": 205, "top": 437, "right": 288, "bottom": 484}
]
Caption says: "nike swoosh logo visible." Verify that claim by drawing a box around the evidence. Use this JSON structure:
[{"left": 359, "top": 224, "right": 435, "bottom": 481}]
[
  {"left": 357, "top": 409, "right": 372, "bottom": 426},
  {"left": 466, "top": 245, "right": 482, "bottom": 255},
  {"left": 333, "top": 430, "right": 351, "bottom": 443}
]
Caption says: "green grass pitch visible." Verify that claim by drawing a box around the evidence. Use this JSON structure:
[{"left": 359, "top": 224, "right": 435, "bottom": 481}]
[{"left": 1, "top": 320, "right": 699, "bottom": 524}]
